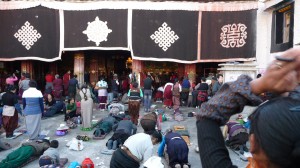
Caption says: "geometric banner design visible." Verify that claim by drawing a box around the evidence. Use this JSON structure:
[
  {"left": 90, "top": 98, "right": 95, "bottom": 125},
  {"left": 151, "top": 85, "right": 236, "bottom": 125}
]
[
  {"left": 201, "top": 10, "right": 257, "bottom": 61},
  {"left": 64, "top": 9, "right": 128, "bottom": 50},
  {"left": 0, "top": 6, "right": 60, "bottom": 61},
  {"left": 132, "top": 10, "right": 198, "bottom": 63}
]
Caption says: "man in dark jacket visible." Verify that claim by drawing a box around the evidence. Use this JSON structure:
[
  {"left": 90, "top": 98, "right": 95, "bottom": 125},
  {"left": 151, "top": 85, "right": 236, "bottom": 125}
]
[{"left": 143, "top": 75, "right": 153, "bottom": 112}]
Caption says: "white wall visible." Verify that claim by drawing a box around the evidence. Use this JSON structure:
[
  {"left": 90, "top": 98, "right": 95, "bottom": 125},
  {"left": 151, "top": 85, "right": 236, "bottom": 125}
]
[
  {"left": 255, "top": 2, "right": 274, "bottom": 73},
  {"left": 256, "top": 0, "right": 299, "bottom": 73}
]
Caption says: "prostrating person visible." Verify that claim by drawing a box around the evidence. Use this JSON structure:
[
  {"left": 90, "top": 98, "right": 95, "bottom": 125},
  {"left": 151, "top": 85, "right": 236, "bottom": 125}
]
[{"left": 110, "top": 131, "right": 162, "bottom": 168}]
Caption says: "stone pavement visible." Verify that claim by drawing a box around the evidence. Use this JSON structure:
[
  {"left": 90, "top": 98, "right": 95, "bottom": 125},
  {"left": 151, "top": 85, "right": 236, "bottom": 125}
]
[{"left": 0, "top": 103, "right": 249, "bottom": 168}]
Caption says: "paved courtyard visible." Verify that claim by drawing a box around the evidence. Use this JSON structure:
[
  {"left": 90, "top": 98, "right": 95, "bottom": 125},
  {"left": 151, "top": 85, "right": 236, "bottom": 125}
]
[{"left": 0, "top": 103, "right": 249, "bottom": 168}]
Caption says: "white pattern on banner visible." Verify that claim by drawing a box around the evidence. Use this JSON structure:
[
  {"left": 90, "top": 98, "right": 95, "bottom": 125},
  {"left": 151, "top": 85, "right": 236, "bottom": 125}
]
[
  {"left": 82, "top": 16, "right": 112, "bottom": 46},
  {"left": 220, "top": 23, "right": 247, "bottom": 48},
  {"left": 14, "top": 21, "right": 41, "bottom": 50},
  {"left": 150, "top": 22, "right": 179, "bottom": 51}
]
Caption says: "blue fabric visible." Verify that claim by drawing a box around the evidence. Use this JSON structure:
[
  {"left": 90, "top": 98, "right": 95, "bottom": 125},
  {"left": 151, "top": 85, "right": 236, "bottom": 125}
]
[
  {"left": 143, "top": 89, "right": 152, "bottom": 110},
  {"left": 14, "top": 103, "right": 22, "bottom": 115},
  {"left": 68, "top": 162, "right": 80, "bottom": 168},
  {"left": 182, "top": 79, "right": 190, "bottom": 89},
  {"left": 23, "top": 97, "right": 44, "bottom": 115},
  {"left": 158, "top": 136, "right": 166, "bottom": 157}
]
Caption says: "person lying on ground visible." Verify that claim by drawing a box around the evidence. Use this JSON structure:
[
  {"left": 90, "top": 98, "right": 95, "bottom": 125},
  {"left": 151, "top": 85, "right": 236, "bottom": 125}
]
[
  {"left": 196, "top": 47, "right": 300, "bottom": 168},
  {"left": 93, "top": 115, "right": 117, "bottom": 139},
  {"left": 222, "top": 121, "right": 249, "bottom": 155},
  {"left": 110, "top": 131, "right": 162, "bottom": 168},
  {"left": 0, "top": 139, "right": 50, "bottom": 168},
  {"left": 158, "top": 129, "right": 190, "bottom": 168},
  {"left": 106, "top": 120, "right": 137, "bottom": 150}
]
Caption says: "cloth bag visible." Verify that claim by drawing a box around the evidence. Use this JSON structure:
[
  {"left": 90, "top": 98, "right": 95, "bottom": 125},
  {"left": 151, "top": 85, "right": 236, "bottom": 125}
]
[
  {"left": 2, "top": 105, "right": 15, "bottom": 116},
  {"left": 81, "top": 158, "right": 94, "bottom": 168},
  {"left": 67, "top": 138, "right": 84, "bottom": 151},
  {"left": 143, "top": 156, "right": 164, "bottom": 168}
]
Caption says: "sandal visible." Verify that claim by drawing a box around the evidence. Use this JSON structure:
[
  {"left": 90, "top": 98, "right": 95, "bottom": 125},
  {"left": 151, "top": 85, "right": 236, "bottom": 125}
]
[{"left": 76, "top": 135, "right": 90, "bottom": 141}]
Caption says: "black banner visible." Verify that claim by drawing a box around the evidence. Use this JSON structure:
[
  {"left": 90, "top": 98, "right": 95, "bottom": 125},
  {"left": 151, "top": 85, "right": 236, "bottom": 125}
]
[
  {"left": 201, "top": 10, "right": 257, "bottom": 61},
  {"left": 131, "top": 10, "right": 198, "bottom": 63},
  {"left": 0, "top": 6, "right": 60, "bottom": 61},
  {"left": 64, "top": 9, "right": 128, "bottom": 50}
]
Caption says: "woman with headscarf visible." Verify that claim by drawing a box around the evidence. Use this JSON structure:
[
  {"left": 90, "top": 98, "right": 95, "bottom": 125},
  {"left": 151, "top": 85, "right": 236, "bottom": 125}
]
[
  {"left": 127, "top": 82, "right": 143, "bottom": 125},
  {"left": 79, "top": 84, "right": 93, "bottom": 131},
  {"left": 163, "top": 82, "right": 173, "bottom": 109},
  {"left": 196, "top": 47, "right": 300, "bottom": 168},
  {"left": 172, "top": 79, "right": 182, "bottom": 112},
  {"left": 22, "top": 80, "right": 44, "bottom": 140},
  {"left": 2, "top": 85, "right": 21, "bottom": 138}
]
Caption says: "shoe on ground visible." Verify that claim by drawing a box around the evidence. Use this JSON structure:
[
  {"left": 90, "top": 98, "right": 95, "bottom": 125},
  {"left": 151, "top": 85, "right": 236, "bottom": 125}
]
[
  {"left": 175, "top": 164, "right": 181, "bottom": 168},
  {"left": 183, "top": 164, "right": 189, "bottom": 168},
  {"left": 195, "top": 146, "right": 199, "bottom": 153}
]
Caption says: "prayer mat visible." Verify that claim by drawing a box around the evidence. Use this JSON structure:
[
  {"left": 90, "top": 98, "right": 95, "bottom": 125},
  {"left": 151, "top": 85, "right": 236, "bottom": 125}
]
[{"left": 173, "top": 125, "right": 190, "bottom": 145}]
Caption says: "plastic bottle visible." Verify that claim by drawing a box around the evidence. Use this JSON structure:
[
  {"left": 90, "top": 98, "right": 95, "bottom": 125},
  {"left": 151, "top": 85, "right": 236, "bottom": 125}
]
[{"left": 77, "top": 116, "right": 81, "bottom": 125}]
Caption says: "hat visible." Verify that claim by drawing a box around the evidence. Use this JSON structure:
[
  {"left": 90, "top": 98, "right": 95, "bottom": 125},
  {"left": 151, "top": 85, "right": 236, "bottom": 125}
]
[
  {"left": 113, "top": 74, "right": 118, "bottom": 77},
  {"left": 57, "top": 124, "right": 69, "bottom": 131}
]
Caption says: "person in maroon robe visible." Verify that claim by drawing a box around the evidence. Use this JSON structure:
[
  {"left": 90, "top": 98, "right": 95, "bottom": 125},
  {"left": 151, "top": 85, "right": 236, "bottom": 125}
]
[
  {"left": 63, "top": 70, "right": 71, "bottom": 97},
  {"left": 53, "top": 74, "right": 63, "bottom": 101}
]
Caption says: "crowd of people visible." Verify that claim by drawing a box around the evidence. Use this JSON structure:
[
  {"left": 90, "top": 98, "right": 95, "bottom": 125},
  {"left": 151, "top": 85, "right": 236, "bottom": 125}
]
[{"left": 0, "top": 47, "right": 299, "bottom": 168}]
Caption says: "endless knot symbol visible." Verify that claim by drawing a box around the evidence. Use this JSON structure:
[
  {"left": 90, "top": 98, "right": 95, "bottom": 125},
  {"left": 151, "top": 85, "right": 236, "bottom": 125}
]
[
  {"left": 220, "top": 23, "right": 247, "bottom": 48},
  {"left": 150, "top": 22, "right": 179, "bottom": 51},
  {"left": 14, "top": 21, "right": 41, "bottom": 50},
  {"left": 83, "top": 16, "right": 112, "bottom": 46}
]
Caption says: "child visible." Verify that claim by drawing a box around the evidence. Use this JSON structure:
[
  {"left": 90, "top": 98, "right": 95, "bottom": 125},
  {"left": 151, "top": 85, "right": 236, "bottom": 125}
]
[
  {"left": 39, "top": 140, "right": 60, "bottom": 167},
  {"left": 39, "top": 140, "right": 68, "bottom": 167},
  {"left": 64, "top": 97, "right": 77, "bottom": 121}
]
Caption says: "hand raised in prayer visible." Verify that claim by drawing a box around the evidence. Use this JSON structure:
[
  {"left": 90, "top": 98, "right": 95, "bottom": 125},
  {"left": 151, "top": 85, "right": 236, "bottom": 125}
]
[{"left": 251, "top": 47, "right": 300, "bottom": 95}]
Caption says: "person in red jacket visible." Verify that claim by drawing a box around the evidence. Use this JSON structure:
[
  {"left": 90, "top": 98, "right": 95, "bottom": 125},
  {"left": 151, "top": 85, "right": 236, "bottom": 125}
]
[{"left": 45, "top": 72, "right": 55, "bottom": 90}]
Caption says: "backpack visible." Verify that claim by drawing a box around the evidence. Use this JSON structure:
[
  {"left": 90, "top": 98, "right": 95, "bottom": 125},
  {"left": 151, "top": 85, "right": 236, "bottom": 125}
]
[
  {"left": 82, "top": 158, "right": 94, "bottom": 168},
  {"left": 197, "top": 90, "right": 208, "bottom": 102}
]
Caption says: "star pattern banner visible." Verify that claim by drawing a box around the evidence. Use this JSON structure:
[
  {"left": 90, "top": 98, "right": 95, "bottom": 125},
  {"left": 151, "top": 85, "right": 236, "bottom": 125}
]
[
  {"left": 0, "top": 6, "right": 60, "bottom": 61},
  {"left": 63, "top": 9, "right": 128, "bottom": 50},
  {"left": 131, "top": 10, "right": 199, "bottom": 63},
  {"left": 200, "top": 10, "right": 257, "bottom": 61}
]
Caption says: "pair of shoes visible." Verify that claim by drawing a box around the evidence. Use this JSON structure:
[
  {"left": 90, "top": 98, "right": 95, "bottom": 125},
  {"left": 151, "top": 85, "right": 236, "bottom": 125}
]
[{"left": 175, "top": 164, "right": 181, "bottom": 168}]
